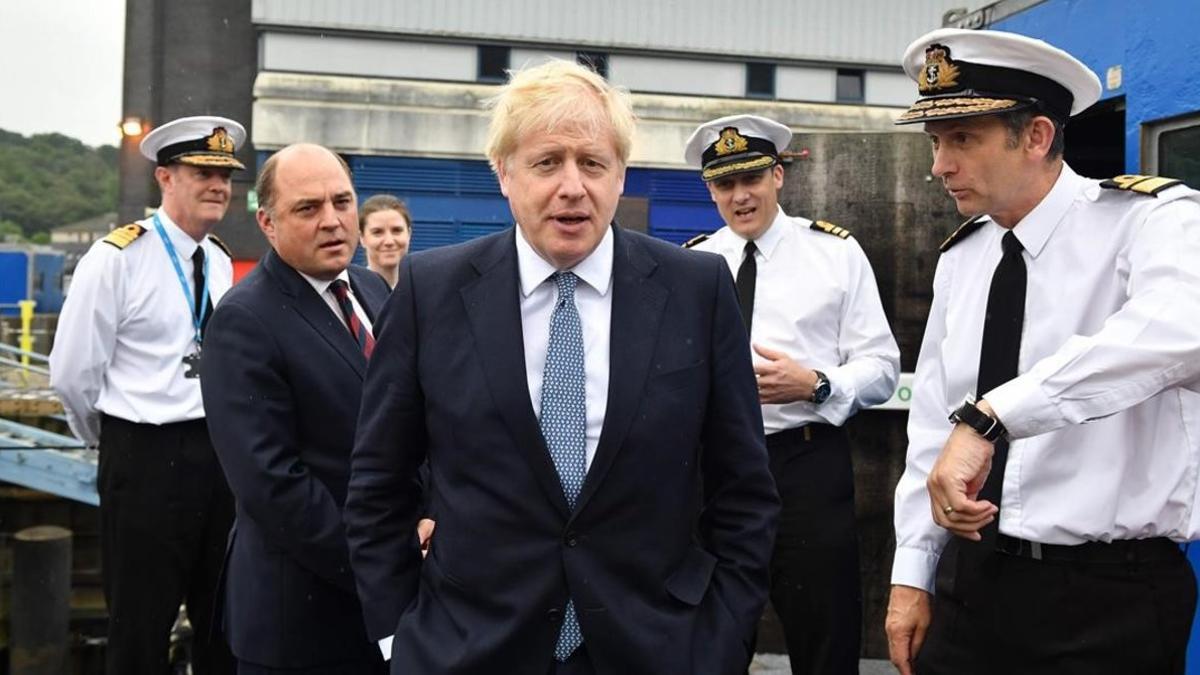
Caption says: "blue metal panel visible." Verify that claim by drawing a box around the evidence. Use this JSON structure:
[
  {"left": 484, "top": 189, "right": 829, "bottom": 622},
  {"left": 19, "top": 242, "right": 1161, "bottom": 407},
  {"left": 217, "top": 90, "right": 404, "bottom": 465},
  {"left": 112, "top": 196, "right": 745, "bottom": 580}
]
[
  {"left": 33, "top": 252, "right": 65, "bottom": 313},
  {"left": 0, "top": 251, "right": 29, "bottom": 316},
  {"left": 0, "top": 419, "right": 95, "bottom": 505}
]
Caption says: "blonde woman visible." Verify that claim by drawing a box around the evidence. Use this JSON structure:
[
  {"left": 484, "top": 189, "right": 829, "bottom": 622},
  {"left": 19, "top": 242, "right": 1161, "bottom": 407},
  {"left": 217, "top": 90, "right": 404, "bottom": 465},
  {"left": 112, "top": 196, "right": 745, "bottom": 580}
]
[{"left": 359, "top": 194, "right": 411, "bottom": 288}]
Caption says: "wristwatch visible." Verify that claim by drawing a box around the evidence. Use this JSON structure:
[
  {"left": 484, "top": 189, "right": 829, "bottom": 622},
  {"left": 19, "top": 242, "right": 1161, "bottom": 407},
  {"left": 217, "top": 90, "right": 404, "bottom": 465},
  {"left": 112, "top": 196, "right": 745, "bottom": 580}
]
[
  {"left": 810, "top": 370, "right": 831, "bottom": 405},
  {"left": 949, "top": 399, "right": 1007, "bottom": 442}
]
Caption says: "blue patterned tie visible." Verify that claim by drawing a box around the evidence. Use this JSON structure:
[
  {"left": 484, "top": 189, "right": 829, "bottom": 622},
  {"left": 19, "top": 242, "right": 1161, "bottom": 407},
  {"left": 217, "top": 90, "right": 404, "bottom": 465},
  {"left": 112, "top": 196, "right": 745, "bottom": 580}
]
[{"left": 539, "top": 271, "right": 587, "bottom": 661}]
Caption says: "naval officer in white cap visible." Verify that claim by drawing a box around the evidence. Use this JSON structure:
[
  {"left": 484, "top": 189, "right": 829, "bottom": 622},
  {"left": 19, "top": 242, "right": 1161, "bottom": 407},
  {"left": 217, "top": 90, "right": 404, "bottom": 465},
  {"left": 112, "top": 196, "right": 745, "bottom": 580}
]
[
  {"left": 51, "top": 115, "right": 245, "bottom": 675},
  {"left": 684, "top": 114, "right": 900, "bottom": 675},
  {"left": 886, "top": 28, "right": 1200, "bottom": 675}
]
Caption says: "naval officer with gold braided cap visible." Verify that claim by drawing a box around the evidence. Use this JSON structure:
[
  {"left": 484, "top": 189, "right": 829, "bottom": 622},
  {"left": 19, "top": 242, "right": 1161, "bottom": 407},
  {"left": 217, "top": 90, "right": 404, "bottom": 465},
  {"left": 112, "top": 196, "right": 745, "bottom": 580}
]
[
  {"left": 886, "top": 28, "right": 1200, "bottom": 675},
  {"left": 685, "top": 114, "right": 900, "bottom": 675},
  {"left": 51, "top": 115, "right": 245, "bottom": 675}
]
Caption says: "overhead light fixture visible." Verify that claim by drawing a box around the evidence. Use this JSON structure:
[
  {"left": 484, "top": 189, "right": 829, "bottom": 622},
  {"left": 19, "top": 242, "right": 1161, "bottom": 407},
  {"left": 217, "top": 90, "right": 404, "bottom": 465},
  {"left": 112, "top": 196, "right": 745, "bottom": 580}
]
[{"left": 120, "top": 116, "right": 148, "bottom": 137}]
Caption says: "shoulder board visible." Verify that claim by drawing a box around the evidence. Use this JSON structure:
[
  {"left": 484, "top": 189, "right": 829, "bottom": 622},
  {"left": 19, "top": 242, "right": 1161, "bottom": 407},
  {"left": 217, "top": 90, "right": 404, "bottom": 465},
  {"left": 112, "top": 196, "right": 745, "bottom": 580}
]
[
  {"left": 810, "top": 220, "right": 851, "bottom": 239},
  {"left": 101, "top": 223, "right": 147, "bottom": 250},
  {"left": 207, "top": 234, "right": 233, "bottom": 258},
  {"left": 681, "top": 232, "right": 711, "bottom": 249},
  {"left": 939, "top": 215, "right": 986, "bottom": 252},
  {"left": 1100, "top": 174, "right": 1184, "bottom": 197}
]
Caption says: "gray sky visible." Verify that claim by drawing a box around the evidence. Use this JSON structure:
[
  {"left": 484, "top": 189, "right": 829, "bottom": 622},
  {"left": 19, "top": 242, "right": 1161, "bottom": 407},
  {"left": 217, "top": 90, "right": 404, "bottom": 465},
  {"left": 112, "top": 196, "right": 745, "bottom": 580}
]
[{"left": 0, "top": 0, "right": 125, "bottom": 147}]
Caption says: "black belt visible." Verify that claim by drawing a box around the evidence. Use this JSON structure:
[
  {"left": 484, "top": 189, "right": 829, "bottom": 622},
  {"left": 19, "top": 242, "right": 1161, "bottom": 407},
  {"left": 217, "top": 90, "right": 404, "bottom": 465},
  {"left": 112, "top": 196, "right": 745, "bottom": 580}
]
[
  {"left": 101, "top": 413, "right": 207, "bottom": 431},
  {"left": 766, "top": 422, "right": 841, "bottom": 445},
  {"left": 996, "top": 533, "right": 1181, "bottom": 564}
]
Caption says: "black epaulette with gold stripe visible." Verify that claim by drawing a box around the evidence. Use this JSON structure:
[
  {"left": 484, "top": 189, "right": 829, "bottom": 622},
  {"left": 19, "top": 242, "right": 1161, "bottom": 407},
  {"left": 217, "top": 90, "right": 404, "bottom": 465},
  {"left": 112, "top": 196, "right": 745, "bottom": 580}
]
[
  {"left": 682, "top": 233, "right": 711, "bottom": 249},
  {"left": 102, "top": 223, "right": 147, "bottom": 250},
  {"left": 810, "top": 220, "right": 851, "bottom": 239},
  {"left": 208, "top": 234, "right": 233, "bottom": 258},
  {"left": 939, "top": 215, "right": 986, "bottom": 252},
  {"left": 1100, "top": 174, "right": 1184, "bottom": 197}
]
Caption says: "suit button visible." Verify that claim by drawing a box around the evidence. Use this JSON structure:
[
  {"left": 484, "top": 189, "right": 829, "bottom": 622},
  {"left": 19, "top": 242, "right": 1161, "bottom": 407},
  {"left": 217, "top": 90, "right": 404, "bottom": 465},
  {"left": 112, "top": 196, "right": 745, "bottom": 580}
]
[
  {"left": 565, "top": 532, "right": 578, "bottom": 547},
  {"left": 547, "top": 608, "right": 562, "bottom": 623}
]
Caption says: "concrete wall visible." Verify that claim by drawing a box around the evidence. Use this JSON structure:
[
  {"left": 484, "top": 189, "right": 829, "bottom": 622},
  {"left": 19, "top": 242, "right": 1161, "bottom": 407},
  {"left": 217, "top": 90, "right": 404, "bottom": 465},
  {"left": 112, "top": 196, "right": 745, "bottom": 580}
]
[
  {"left": 779, "top": 132, "right": 963, "bottom": 658},
  {"left": 252, "top": 72, "right": 919, "bottom": 169},
  {"left": 119, "top": 0, "right": 260, "bottom": 257},
  {"left": 991, "top": 0, "right": 1200, "bottom": 174}
]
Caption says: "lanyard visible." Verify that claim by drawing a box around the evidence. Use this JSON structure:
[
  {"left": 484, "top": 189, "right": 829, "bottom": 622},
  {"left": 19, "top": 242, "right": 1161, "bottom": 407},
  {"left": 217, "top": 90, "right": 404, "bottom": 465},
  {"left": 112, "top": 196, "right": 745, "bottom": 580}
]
[{"left": 152, "top": 212, "right": 209, "bottom": 346}]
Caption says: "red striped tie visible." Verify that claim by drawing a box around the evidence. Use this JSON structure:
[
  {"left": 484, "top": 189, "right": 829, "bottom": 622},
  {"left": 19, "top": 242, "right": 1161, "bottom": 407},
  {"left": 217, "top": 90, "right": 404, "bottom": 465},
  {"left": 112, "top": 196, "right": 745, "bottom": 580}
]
[{"left": 329, "top": 279, "right": 375, "bottom": 358}]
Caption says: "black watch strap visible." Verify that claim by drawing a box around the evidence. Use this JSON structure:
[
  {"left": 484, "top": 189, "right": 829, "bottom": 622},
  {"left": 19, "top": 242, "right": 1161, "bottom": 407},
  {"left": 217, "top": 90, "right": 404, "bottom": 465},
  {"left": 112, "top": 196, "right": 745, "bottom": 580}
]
[{"left": 949, "top": 400, "right": 1007, "bottom": 442}]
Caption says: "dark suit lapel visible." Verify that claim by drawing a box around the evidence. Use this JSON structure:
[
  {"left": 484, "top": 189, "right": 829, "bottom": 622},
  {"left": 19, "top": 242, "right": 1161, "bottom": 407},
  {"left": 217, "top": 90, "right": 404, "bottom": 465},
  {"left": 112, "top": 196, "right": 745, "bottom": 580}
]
[
  {"left": 348, "top": 266, "right": 387, "bottom": 327},
  {"left": 574, "top": 227, "right": 667, "bottom": 516},
  {"left": 262, "top": 250, "right": 367, "bottom": 379},
  {"left": 460, "top": 229, "right": 571, "bottom": 519}
]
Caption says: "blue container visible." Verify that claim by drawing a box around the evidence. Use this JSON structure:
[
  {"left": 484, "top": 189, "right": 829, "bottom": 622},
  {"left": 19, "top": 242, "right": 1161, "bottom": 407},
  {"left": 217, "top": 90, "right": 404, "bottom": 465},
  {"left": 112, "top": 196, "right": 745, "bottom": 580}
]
[{"left": 0, "top": 246, "right": 65, "bottom": 316}]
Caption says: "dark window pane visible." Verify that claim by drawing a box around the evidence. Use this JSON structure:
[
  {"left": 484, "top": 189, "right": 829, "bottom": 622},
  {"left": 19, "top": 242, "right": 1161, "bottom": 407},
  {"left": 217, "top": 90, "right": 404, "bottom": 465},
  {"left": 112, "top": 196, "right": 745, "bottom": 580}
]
[
  {"left": 836, "top": 69, "right": 865, "bottom": 103},
  {"left": 577, "top": 51, "right": 609, "bottom": 78},
  {"left": 747, "top": 63, "right": 776, "bottom": 99},
  {"left": 478, "top": 45, "right": 510, "bottom": 83},
  {"left": 1159, "top": 123, "right": 1200, "bottom": 189}
]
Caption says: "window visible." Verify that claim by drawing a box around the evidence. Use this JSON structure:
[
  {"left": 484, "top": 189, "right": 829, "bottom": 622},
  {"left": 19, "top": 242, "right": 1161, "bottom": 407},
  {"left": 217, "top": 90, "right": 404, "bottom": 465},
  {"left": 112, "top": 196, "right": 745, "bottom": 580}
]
[
  {"left": 836, "top": 69, "right": 865, "bottom": 103},
  {"left": 577, "top": 51, "right": 609, "bottom": 79},
  {"left": 477, "top": 45, "right": 510, "bottom": 83},
  {"left": 746, "top": 63, "right": 776, "bottom": 99},
  {"left": 1158, "top": 123, "right": 1200, "bottom": 188}
]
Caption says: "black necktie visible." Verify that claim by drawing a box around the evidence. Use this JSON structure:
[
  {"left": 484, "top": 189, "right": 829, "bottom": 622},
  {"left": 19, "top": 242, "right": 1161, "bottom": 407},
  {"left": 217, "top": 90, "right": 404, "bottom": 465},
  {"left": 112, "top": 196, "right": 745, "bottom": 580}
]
[
  {"left": 193, "top": 247, "right": 211, "bottom": 337},
  {"left": 736, "top": 240, "right": 757, "bottom": 335},
  {"left": 976, "top": 231, "right": 1026, "bottom": 543}
]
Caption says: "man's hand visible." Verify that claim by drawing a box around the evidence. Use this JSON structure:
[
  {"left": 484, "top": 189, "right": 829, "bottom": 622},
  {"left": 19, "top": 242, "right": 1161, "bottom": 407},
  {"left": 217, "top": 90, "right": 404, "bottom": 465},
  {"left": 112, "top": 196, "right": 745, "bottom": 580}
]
[
  {"left": 886, "top": 585, "right": 932, "bottom": 675},
  {"left": 417, "top": 518, "right": 436, "bottom": 558},
  {"left": 927, "top": 409, "right": 999, "bottom": 540},
  {"left": 752, "top": 344, "right": 818, "bottom": 404}
]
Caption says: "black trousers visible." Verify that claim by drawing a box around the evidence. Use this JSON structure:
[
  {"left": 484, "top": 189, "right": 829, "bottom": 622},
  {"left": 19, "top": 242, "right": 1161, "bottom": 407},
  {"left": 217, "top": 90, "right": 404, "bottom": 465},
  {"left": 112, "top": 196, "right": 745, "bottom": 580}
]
[
  {"left": 765, "top": 424, "right": 861, "bottom": 675},
  {"left": 99, "top": 414, "right": 236, "bottom": 675},
  {"left": 238, "top": 659, "right": 387, "bottom": 675},
  {"left": 916, "top": 536, "right": 1197, "bottom": 675}
]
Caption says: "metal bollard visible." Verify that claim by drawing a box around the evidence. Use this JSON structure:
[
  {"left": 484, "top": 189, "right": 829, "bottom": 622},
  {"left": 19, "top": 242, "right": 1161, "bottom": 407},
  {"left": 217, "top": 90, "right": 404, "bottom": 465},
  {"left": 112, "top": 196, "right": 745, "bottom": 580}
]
[{"left": 11, "top": 525, "right": 72, "bottom": 675}]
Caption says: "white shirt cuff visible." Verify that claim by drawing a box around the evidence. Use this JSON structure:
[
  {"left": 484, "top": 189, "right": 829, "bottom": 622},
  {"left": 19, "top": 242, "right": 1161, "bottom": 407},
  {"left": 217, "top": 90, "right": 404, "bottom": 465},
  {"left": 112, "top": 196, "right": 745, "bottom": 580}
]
[
  {"left": 378, "top": 635, "right": 393, "bottom": 661},
  {"left": 890, "top": 545, "right": 942, "bottom": 593},
  {"left": 984, "top": 374, "right": 1062, "bottom": 439}
]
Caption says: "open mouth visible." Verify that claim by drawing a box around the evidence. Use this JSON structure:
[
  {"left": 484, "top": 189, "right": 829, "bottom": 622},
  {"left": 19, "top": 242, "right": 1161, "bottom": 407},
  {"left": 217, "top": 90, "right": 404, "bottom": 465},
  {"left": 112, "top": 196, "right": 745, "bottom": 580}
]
[
  {"left": 319, "top": 240, "right": 345, "bottom": 251},
  {"left": 734, "top": 206, "right": 756, "bottom": 218},
  {"left": 552, "top": 213, "right": 589, "bottom": 227}
]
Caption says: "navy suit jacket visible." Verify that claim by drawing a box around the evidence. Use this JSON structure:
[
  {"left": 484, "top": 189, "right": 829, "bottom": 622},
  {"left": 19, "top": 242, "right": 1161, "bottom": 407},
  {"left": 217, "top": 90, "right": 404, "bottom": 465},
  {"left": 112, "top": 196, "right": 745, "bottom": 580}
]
[
  {"left": 201, "top": 251, "right": 390, "bottom": 668},
  {"left": 345, "top": 226, "right": 780, "bottom": 675}
]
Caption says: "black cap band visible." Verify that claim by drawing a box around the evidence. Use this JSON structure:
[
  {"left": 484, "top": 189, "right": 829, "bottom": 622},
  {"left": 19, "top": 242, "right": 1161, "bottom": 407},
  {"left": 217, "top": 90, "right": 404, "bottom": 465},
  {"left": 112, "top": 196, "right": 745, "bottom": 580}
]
[
  {"left": 701, "top": 134, "right": 779, "bottom": 168},
  {"left": 157, "top": 137, "right": 220, "bottom": 166}
]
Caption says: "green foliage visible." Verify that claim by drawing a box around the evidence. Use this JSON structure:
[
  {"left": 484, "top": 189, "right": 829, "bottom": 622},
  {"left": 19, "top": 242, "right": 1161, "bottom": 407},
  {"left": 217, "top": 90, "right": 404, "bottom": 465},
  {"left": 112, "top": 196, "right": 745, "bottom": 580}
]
[{"left": 0, "top": 128, "right": 118, "bottom": 238}]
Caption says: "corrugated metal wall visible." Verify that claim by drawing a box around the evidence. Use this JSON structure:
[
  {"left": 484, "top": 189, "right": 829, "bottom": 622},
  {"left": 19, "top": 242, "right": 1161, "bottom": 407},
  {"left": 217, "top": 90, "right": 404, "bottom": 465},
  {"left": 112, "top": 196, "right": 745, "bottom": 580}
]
[
  {"left": 253, "top": 0, "right": 966, "bottom": 66},
  {"left": 336, "top": 154, "right": 718, "bottom": 252}
]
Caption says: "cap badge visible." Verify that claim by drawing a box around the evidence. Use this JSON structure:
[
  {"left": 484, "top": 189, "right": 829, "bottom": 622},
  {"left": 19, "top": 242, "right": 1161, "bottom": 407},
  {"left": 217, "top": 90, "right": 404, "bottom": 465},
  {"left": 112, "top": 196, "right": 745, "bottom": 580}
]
[
  {"left": 919, "top": 44, "right": 960, "bottom": 94},
  {"left": 205, "top": 127, "right": 236, "bottom": 154},
  {"left": 713, "top": 127, "right": 749, "bottom": 157}
]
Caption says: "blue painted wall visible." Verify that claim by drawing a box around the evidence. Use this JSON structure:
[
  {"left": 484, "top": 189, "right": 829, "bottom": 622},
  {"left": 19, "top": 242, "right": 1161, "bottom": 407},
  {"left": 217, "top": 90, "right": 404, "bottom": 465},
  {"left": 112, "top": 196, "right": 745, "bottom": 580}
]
[
  {"left": 343, "top": 154, "right": 718, "bottom": 252},
  {"left": 992, "top": 0, "right": 1200, "bottom": 174}
]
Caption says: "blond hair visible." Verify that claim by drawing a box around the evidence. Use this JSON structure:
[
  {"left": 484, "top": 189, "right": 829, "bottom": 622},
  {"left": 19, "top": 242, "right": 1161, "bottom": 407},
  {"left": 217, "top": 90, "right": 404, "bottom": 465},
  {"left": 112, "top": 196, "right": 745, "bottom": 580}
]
[{"left": 484, "top": 59, "right": 636, "bottom": 172}]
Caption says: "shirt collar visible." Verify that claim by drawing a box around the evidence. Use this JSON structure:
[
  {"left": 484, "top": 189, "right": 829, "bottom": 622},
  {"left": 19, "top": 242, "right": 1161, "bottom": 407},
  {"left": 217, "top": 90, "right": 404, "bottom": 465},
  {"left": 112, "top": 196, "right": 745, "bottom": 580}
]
[
  {"left": 298, "top": 267, "right": 352, "bottom": 298},
  {"left": 1008, "top": 163, "right": 1088, "bottom": 258},
  {"left": 155, "top": 208, "right": 202, "bottom": 259},
  {"left": 515, "top": 225, "right": 614, "bottom": 298},
  {"left": 728, "top": 206, "right": 788, "bottom": 261}
]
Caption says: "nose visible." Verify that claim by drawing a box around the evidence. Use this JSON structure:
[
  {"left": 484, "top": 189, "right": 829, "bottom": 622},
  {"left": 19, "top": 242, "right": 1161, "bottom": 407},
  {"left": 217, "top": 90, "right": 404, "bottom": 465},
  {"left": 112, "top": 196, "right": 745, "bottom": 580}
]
[
  {"left": 557, "top": 162, "right": 585, "bottom": 200},
  {"left": 931, "top": 146, "right": 954, "bottom": 179}
]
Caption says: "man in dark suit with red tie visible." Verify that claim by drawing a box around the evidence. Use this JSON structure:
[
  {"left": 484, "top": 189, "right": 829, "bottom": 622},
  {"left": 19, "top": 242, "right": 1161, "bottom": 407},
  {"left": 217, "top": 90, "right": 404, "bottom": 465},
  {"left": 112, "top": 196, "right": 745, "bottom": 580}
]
[
  {"left": 344, "top": 60, "right": 780, "bottom": 675},
  {"left": 200, "top": 143, "right": 392, "bottom": 673}
]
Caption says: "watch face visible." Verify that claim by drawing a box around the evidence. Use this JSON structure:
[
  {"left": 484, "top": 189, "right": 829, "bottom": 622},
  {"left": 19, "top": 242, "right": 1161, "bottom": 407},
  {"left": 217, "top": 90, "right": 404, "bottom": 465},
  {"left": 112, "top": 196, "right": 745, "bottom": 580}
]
[{"left": 813, "top": 373, "right": 831, "bottom": 404}]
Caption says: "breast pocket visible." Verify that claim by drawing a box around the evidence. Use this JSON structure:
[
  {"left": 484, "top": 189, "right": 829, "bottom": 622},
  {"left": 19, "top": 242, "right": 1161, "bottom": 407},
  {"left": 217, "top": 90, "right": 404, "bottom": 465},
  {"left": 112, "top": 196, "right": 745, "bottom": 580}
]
[{"left": 649, "top": 360, "right": 707, "bottom": 395}]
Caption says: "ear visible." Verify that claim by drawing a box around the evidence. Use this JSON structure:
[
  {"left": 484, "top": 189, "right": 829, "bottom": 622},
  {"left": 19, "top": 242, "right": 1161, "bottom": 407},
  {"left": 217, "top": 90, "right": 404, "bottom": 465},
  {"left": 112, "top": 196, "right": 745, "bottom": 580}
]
[
  {"left": 772, "top": 164, "right": 785, "bottom": 189},
  {"left": 706, "top": 181, "right": 720, "bottom": 203},
  {"left": 154, "top": 166, "right": 173, "bottom": 192},
  {"left": 495, "top": 159, "right": 510, "bottom": 198},
  {"left": 256, "top": 208, "right": 276, "bottom": 245},
  {"left": 1026, "top": 116, "right": 1057, "bottom": 160}
]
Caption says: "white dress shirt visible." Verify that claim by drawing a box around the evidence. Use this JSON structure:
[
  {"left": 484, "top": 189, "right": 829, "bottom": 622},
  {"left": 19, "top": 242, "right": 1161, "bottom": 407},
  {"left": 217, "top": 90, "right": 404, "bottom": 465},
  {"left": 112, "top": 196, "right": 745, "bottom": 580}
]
[
  {"left": 893, "top": 164, "right": 1200, "bottom": 593},
  {"left": 49, "top": 209, "right": 235, "bottom": 445},
  {"left": 517, "top": 225, "right": 613, "bottom": 470},
  {"left": 298, "top": 268, "right": 375, "bottom": 336},
  {"left": 692, "top": 207, "right": 900, "bottom": 434}
]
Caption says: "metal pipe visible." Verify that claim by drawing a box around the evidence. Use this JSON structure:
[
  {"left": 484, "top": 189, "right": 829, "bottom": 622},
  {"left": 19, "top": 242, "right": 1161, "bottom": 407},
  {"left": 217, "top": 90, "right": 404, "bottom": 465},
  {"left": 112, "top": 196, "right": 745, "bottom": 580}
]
[{"left": 10, "top": 525, "right": 72, "bottom": 675}]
